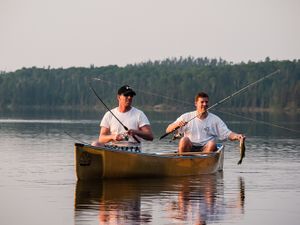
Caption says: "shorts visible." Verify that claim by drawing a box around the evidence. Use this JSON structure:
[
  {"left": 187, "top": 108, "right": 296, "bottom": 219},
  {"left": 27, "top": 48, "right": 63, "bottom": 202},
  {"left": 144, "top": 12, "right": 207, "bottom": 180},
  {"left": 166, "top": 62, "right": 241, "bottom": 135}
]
[{"left": 190, "top": 145, "right": 204, "bottom": 152}]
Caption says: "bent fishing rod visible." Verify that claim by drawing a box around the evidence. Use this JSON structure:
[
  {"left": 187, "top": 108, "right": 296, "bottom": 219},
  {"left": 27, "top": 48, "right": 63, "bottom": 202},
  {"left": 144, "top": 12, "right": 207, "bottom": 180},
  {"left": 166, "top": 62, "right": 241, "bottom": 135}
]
[
  {"left": 159, "top": 69, "right": 281, "bottom": 140},
  {"left": 89, "top": 83, "right": 141, "bottom": 143}
]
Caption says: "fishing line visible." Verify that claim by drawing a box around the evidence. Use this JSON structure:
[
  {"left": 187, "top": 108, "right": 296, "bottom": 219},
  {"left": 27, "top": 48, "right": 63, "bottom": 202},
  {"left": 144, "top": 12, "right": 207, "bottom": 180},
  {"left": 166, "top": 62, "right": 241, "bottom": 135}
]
[
  {"left": 93, "top": 77, "right": 192, "bottom": 106},
  {"left": 159, "top": 69, "right": 281, "bottom": 139},
  {"left": 92, "top": 71, "right": 299, "bottom": 134},
  {"left": 57, "top": 118, "right": 90, "bottom": 145},
  {"left": 63, "top": 130, "right": 90, "bottom": 145},
  {"left": 212, "top": 109, "right": 300, "bottom": 134}
]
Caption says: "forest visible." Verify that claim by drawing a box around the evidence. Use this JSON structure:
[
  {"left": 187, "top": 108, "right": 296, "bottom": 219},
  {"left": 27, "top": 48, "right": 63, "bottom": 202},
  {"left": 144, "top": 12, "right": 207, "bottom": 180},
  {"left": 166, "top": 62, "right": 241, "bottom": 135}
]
[{"left": 0, "top": 57, "right": 299, "bottom": 113}]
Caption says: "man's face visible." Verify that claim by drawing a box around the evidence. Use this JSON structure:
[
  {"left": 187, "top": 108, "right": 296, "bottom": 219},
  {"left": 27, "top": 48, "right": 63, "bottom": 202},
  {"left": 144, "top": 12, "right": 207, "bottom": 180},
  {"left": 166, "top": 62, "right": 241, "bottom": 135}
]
[
  {"left": 118, "top": 93, "right": 134, "bottom": 107},
  {"left": 195, "top": 97, "right": 209, "bottom": 113}
]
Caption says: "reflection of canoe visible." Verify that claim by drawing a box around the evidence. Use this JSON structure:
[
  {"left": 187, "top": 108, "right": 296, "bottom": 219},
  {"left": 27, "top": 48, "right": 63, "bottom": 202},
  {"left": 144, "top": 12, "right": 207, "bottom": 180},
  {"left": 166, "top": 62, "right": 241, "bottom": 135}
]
[
  {"left": 74, "top": 174, "right": 226, "bottom": 224},
  {"left": 75, "top": 143, "right": 224, "bottom": 180},
  {"left": 75, "top": 174, "right": 223, "bottom": 206}
]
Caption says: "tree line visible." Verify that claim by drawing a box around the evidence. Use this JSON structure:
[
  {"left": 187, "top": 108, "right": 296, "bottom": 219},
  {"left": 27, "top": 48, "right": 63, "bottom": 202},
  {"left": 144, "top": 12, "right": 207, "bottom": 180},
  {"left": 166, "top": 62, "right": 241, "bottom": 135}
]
[{"left": 0, "top": 57, "right": 299, "bottom": 112}]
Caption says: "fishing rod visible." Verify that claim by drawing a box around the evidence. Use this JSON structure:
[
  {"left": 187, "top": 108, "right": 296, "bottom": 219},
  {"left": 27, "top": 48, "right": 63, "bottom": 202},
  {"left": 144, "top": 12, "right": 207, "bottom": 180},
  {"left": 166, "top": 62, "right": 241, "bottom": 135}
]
[
  {"left": 89, "top": 83, "right": 141, "bottom": 143},
  {"left": 94, "top": 71, "right": 299, "bottom": 135},
  {"left": 159, "top": 69, "right": 281, "bottom": 140}
]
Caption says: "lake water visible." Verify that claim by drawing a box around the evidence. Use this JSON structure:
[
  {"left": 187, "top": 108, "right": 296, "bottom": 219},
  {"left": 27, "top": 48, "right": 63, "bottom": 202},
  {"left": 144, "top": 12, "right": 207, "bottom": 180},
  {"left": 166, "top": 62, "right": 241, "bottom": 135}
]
[{"left": 0, "top": 109, "right": 299, "bottom": 225}]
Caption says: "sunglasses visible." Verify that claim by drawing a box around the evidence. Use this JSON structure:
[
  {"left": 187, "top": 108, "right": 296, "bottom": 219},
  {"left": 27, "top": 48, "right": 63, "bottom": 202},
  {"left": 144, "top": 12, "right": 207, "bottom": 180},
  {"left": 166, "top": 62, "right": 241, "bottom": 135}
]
[{"left": 123, "top": 93, "right": 134, "bottom": 97}]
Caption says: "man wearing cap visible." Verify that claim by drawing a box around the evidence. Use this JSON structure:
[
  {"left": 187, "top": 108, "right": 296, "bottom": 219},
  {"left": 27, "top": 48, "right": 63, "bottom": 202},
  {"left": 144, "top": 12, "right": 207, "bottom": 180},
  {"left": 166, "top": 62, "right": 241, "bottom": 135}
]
[{"left": 93, "top": 85, "right": 154, "bottom": 146}]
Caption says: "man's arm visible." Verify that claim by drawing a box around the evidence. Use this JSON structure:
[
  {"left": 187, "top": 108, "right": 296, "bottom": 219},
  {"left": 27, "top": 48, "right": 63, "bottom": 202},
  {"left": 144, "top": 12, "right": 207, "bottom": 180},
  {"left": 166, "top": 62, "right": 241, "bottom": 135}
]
[
  {"left": 128, "top": 125, "right": 154, "bottom": 141},
  {"left": 166, "top": 120, "right": 187, "bottom": 133},
  {"left": 99, "top": 127, "right": 124, "bottom": 143}
]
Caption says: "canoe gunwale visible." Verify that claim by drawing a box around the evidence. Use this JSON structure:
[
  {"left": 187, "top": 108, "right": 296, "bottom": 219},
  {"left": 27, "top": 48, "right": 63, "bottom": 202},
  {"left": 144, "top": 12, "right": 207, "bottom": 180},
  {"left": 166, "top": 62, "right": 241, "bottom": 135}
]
[
  {"left": 75, "top": 143, "right": 224, "bottom": 179},
  {"left": 75, "top": 142, "right": 223, "bottom": 159}
]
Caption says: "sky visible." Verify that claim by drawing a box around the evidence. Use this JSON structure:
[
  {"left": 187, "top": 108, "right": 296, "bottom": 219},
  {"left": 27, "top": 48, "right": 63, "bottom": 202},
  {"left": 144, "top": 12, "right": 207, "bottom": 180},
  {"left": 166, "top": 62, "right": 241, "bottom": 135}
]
[{"left": 1, "top": 0, "right": 299, "bottom": 72}]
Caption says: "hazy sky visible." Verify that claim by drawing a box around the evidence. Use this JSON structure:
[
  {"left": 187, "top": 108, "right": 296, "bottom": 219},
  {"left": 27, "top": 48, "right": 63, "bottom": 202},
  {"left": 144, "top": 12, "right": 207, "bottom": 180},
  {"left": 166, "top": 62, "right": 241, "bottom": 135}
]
[{"left": 1, "top": 0, "right": 299, "bottom": 71}]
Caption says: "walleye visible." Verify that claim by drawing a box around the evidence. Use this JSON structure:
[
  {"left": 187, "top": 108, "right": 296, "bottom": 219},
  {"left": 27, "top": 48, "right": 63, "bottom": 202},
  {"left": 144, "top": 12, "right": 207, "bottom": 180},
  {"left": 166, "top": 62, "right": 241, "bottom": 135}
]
[{"left": 237, "top": 136, "right": 246, "bottom": 165}]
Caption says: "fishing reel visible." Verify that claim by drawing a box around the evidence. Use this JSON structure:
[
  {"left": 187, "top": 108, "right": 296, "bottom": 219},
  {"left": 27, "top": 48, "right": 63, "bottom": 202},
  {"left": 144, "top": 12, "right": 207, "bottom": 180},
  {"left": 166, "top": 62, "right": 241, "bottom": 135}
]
[
  {"left": 170, "top": 131, "right": 183, "bottom": 142},
  {"left": 121, "top": 133, "right": 129, "bottom": 141}
]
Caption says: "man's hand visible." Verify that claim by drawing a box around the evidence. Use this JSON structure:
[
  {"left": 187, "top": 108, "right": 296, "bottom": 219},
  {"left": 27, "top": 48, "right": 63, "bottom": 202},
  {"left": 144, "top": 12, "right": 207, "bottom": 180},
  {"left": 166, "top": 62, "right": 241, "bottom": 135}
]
[
  {"left": 236, "top": 134, "right": 246, "bottom": 141},
  {"left": 229, "top": 132, "right": 246, "bottom": 141},
  {"left": 114, "top": 133, "right": 128, "bottom": 141},
  {"left": 177, "top": 120, "right": 187, "bottom": 128}
]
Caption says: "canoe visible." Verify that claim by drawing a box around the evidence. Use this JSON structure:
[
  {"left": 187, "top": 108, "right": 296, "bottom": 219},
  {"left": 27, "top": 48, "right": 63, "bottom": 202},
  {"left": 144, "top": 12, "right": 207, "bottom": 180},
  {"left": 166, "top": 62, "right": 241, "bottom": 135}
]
[{"left": 75, "top": 143, "right": 224, "bottom": 180}]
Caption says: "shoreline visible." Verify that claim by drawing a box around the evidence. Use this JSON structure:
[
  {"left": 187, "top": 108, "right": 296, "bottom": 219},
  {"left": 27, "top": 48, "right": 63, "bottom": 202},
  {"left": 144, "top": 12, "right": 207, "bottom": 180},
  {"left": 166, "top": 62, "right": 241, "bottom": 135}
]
[{"left": 0, "top": 104, "right": 299, "bottom": 114}]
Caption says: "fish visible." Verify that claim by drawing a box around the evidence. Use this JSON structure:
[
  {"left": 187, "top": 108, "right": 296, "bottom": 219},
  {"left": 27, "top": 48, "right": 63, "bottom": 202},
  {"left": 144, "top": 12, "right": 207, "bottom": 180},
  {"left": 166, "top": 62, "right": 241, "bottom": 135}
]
[{"left": 237, "top": 137, "right": 246, "bottom": 165}]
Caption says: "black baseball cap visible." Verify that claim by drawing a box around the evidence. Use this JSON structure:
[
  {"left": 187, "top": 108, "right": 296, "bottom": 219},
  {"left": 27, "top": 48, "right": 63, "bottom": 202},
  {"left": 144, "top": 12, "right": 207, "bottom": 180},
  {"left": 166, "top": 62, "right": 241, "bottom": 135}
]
[{"left": 117, "top": 85, "right": 136, "bottom": 96}]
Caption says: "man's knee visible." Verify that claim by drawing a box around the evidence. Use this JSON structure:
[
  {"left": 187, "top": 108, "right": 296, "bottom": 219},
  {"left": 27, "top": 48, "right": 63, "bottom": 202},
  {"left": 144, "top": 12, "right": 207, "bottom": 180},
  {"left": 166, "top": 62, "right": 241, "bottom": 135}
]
[
  {"left": 178, "top": 137, "right": 192, "bottom": 152},
  {"left": 179, "top": 137, "right": 190, "bottom": 145},
  {"left": 203, "top": 140, "right": 217, "bottom": 152}
]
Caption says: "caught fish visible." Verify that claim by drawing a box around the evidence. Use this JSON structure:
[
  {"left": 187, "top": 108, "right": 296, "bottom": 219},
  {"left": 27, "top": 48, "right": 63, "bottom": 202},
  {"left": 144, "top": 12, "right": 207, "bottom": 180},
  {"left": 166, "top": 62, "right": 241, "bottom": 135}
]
[{"left": 237, "top": 137, "right": 246, "bottom": 165}]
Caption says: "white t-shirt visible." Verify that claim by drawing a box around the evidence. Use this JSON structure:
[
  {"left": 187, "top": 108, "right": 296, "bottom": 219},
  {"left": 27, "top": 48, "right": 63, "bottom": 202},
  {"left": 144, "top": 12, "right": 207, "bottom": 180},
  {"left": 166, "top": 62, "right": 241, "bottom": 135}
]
[
  {"left": 176, "top": 111, "right": 231, "bottom": 146},
  {"left": 100, "top": 107, "right": 150, "bottom": 143}
]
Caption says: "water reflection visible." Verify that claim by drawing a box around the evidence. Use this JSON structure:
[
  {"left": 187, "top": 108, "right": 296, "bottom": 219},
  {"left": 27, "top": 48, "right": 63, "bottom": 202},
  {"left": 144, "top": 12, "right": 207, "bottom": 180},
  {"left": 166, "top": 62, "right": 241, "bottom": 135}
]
[
  {"left": 1, "top": 110, "right": 299, "bottom": 225},
  {"left": 75, "top": 173, "right": 245, "bottom": 224}
]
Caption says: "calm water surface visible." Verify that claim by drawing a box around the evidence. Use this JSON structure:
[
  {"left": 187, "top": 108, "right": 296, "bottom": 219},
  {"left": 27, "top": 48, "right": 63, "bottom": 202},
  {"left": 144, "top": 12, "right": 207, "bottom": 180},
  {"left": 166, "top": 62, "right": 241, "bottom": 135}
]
[{"left": 0, "top": 110, "right": 299, "bottom": 225}]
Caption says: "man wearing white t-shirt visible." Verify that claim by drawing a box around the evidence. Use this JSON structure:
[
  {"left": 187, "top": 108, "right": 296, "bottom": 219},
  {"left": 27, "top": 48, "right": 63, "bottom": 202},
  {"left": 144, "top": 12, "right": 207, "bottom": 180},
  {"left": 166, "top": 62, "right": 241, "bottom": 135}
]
[
  {"left": 93, "top": 85, "right": 153, "bottom": 146},
  {"left": 166, "top": 92, "right": 244, "bottom": 154}
]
